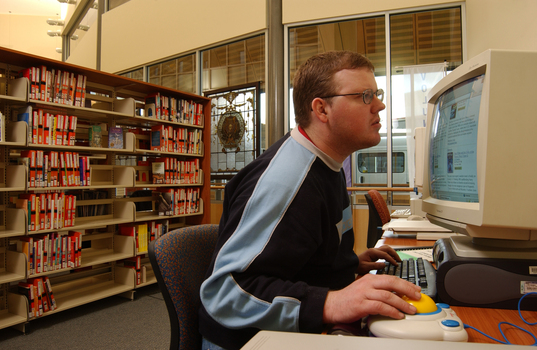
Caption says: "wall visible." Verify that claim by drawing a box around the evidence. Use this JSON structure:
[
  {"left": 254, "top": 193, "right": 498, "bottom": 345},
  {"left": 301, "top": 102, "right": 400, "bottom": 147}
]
[
  {"left": 99, "top": 0, "right": 267, "bottom": 73},
  {"left": 65, "top": 22, "right": 98, "bottom": 69},
  {"left": 465, "top": 0, "right": 537, "bottom": 58},
  {"left": 0, "top": 14, "right": 62, "bottom": 61}
]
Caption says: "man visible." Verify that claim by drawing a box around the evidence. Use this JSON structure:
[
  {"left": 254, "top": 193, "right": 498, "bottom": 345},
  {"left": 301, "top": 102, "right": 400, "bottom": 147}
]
[{"left": 199, "top": 51, "right": 421, "bottom": 350}]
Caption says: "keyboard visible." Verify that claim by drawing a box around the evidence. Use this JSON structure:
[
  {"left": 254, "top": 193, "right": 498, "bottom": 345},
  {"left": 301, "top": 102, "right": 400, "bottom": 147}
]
[
  {"left": 375, "top": 258, "right": 437, "bottom": 298},
  {"left": 391, "top": 208, "right": 412, "bottom": 218}
]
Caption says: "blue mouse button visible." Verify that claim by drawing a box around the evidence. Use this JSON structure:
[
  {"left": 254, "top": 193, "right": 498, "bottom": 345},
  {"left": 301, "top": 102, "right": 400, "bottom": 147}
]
[{"left": 441, "top": 319, "right": 460, "bottom": 327}]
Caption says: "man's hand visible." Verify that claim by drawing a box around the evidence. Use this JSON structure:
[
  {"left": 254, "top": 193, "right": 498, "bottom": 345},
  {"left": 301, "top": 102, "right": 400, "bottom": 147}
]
[
  {"left": 356, "top": 245, "right": 401, "bottom": 275},
  {"left": 322, "top": 274, "right": 421, "bottom": 325}
]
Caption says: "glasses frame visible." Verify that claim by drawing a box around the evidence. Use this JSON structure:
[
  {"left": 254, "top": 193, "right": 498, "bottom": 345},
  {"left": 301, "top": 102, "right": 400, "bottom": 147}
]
[{"left": 319, "top": 88, "right": 384, "bottom": 104}]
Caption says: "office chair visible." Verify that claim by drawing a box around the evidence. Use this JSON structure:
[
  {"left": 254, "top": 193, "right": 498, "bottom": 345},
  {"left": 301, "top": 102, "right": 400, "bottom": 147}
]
[
  {"left": 149, "top": 224, "right": 219, "bottom": 350},
  {"left": 364, "top": 190, "right": 391, "bottom": 248}
]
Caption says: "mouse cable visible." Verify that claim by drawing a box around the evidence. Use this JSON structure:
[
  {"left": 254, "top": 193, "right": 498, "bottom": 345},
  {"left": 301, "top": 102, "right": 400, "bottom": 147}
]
[{"left": 463, "top": 292, "right": 537, "bottom": 346}]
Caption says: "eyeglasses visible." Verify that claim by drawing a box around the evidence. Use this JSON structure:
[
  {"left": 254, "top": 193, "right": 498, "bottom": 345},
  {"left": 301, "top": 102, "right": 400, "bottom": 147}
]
[{"left": 319, "top": 88, "right": 384, "bottom": 105}]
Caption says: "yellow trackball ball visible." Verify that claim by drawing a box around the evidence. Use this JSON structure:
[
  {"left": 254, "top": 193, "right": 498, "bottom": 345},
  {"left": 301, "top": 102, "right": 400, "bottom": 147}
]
[{"left": 402, "top": 293, "right": 437, "bottom": 314}]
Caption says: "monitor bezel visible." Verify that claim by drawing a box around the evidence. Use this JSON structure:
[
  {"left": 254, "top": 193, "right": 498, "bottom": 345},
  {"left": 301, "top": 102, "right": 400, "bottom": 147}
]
[{"left": 422, "top": 62, "right": 487, "bottom": 231}]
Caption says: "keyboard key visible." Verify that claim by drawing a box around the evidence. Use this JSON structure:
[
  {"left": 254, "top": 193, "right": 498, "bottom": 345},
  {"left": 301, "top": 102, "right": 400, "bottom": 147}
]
[
  {"left": 401, "top": 260, "right": 408, "bottom": 280},
  {"left": 373, "top": 258, "right": 437, "bottom": 298}
]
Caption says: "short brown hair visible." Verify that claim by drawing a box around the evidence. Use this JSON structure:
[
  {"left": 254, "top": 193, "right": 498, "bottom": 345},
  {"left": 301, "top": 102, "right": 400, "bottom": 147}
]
[{"left": 292, "top": 51, "right": 374, "bottom": 127}]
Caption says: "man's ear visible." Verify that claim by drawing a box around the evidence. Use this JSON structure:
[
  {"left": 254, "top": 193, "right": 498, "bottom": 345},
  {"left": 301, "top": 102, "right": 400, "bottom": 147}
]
[{"left": 311, "top": 97, "right": 329, "bottom": 123}]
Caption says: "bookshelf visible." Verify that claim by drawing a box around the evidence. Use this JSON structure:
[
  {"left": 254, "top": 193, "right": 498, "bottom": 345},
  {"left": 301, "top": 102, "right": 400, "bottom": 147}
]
[{"left": 0, "top": 47, "right": 211, "bottom": 331}]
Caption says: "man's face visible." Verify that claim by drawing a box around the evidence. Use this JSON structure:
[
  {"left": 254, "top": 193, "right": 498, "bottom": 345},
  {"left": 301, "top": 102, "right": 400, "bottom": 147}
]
[{"left": 325, "top": 68, "right": 385, "bottom": 154}]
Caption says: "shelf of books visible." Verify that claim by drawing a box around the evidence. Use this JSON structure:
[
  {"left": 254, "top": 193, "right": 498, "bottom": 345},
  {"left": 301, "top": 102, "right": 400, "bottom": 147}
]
[{"left": 0, "top": 47, "right": 211, "bottom": 332}]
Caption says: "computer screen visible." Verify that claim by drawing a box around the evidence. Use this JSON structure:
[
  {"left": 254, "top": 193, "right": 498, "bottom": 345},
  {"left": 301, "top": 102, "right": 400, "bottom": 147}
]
[
  {"left": 421, "top": 49, "right": 537, "bottom": 247},
  {"left": 428, "top": 74, "right": 483, "bottom": 204}
]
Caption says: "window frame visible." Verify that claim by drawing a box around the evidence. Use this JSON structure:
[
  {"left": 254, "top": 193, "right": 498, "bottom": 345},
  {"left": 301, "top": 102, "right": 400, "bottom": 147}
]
[{"left": 283, "top": 3, "right": 467, "bottom": 197}]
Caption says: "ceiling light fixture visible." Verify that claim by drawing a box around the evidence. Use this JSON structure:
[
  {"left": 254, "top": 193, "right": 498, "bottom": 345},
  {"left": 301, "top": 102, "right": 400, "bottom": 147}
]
[
  {"left": 47, "top": 19, "right": 65, "bottom": 26},
  {"left": 47, "top": 30, "right": 62, "bottom": 37}
]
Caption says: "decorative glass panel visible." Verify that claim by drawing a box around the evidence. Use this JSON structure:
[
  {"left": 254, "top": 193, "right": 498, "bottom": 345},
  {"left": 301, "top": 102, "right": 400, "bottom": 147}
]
[{"left": 206, "top": 83, "right": 260, "bottom": 180}]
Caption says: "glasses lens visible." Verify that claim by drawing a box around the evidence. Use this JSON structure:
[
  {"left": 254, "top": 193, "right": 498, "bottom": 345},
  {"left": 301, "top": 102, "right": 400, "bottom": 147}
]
[
  {"left": 377, "top": 89, "right": 384, "bottom": 102},
  {"left": 363, "top": 89, "right": 374, "bottom": 104}
]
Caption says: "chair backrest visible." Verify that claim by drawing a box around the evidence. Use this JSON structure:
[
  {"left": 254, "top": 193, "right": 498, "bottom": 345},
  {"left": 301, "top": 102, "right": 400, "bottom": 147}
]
[
  {"left": 368, "top": 190, "right": 391, "bottom": 225},
  {"left": 364, "top": 190, "right": 391, "bottom": 248},
  {"left": 149, "top": 224, "right": 219, "bottom": 350}
]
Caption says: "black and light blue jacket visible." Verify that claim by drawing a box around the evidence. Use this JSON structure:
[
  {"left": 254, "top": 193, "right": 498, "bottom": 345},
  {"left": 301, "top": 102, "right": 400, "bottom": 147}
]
[{"left": 199, "top": 128, "right": 358, "bottom": 350}]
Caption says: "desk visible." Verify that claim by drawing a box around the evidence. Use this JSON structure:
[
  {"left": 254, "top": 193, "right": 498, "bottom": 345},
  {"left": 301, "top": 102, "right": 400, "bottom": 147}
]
[
  {"left": 377, "top": 235, "right": 537, "bottom": 346},
  {"left": 242, "top": 330, "right": 525, "bottom": 349}
]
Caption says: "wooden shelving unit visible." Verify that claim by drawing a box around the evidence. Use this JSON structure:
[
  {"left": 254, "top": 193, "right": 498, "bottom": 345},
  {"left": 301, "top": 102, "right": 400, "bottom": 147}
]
[{"left": 0, "top": 47, "right": 211, "bottom": 332}]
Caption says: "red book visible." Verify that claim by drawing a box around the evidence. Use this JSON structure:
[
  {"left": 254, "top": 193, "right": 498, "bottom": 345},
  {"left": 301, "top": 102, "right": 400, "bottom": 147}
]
[
  {"left": 43, "top": 277, "right": 57, "bottom": 311},
  {"left": 54, "top": 69, "right": 62, "bottom": 103},
  {"left": 36, "top": 150, "right": 43, "bottom": 187},
  {"left": 68, "top": 116, "right": 77, "bottom": 146},
  {"left": 167, "top": 125, "right": 174, "bottom": 152},
  {"left": 43, "top": 112, "right": 50, "bottom": 145},
  {"left": 81, "top": 75, "right": 87, "bottom": 106},
  {"left": 25, "top": 278, "right": 41, "bottom": 316},
  {"left": 65, "top": 152, "right": 73, "bottom": 186},
  {"left": 46, "top": 193, "right": 53, "bottom": 230},
  {"left": 52, "top": 151, "right": 59, "bottom": 187},
  {"left": 68, "top": 72, "right": 76, "bottom": 106},
  {"left": 119, "top": 224, "right": 136, "bottom": 237},
  {"left": 59, "top": 152, "right": 67, "bottom": 186},
  {"left": 75, "top": 73, "right": 83, "bottom": 107},
  {"left": 61, "top": 71, "right": 69, "bottom": 104},
  {"left": 46, "top": 69, "right": 53, "bottom": 102},
  {"left": 62, "top": 113, "right": 69, "bottom": 146},
  {"left": 39, "top": 193, "right": 46, "bottom": 230},
  {"left": 61, "top": 235, "right": 67, "bottom": 268},
  {"left": 56, "top": 114, "right": 63, "bottom": 145},
  {"left": 40, "top": 65, "right": 47, "bottom": 102},
  {"left": 69, "top": 231, "right": 82, "bottom": 267},
  {"left": 65, "top": 195, "right": 73, "bottom": 227},
  {"left": 18, "top": 281, "right": 35, "bottom": 318}
]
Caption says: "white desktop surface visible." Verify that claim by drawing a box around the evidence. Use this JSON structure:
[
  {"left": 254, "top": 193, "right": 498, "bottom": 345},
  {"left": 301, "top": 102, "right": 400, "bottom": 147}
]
[{"left": 241, "top": 331, "right": 523, "bottom": 349}]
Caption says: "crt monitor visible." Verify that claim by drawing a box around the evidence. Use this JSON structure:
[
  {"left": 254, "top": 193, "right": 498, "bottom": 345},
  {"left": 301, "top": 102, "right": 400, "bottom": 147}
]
[{"left": 421, "top": 49, "right": 537, "bottom": 250}]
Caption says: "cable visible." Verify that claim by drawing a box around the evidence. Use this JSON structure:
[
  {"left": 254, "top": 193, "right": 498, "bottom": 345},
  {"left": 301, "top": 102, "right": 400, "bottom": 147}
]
[
  {"left": 463, "top": 292, "right": 537, "bottom": 346},
  {"left": 519, "top": 292, "right": 537, "bottom": 326}
]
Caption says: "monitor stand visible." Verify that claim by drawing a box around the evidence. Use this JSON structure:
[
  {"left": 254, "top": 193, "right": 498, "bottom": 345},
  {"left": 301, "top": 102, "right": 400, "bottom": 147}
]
[
  {"left": 432, "top": 236, "right": 537, "bottom": 310},
  {"left": 448, "top": 235, "right": 537, "bottom": 259}
]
